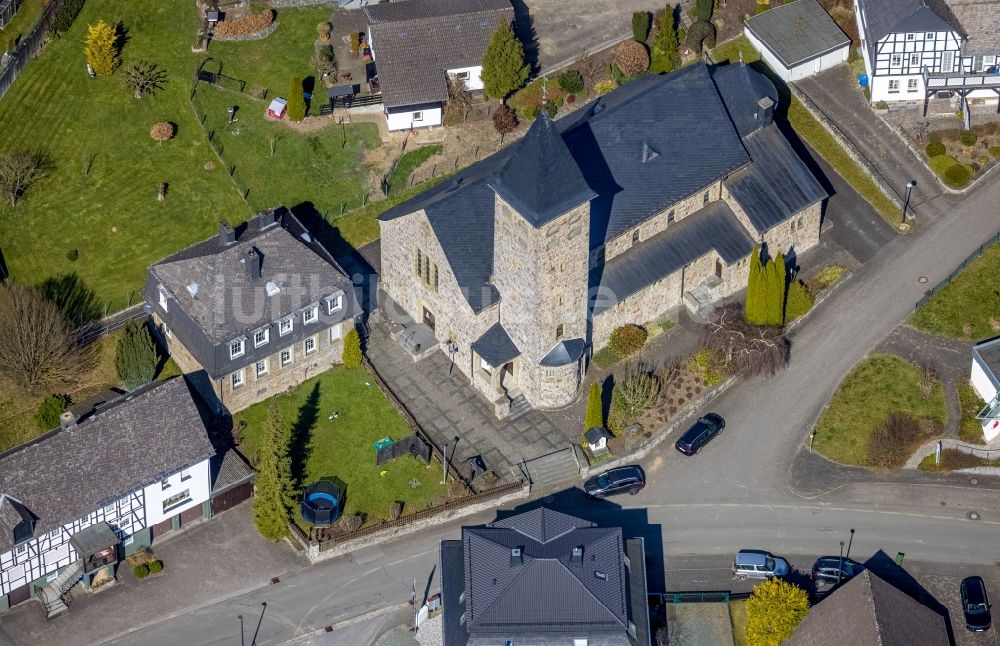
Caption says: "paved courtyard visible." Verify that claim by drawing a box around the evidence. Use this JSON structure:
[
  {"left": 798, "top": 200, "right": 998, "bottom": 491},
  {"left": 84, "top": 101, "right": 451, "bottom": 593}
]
[{"left": 0, "top": 505, "right": 304, "bottom": 646}]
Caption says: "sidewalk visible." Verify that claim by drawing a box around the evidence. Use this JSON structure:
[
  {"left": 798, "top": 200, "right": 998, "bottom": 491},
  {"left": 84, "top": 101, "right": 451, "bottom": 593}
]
[{"left": 794, "top": 66, "right": 943, "bottom": 210}]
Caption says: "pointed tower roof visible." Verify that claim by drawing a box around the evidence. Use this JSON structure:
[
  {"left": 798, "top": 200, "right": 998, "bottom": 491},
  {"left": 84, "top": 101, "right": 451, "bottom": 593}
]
[{"left": 488, "top": 113, "right": 596, "bottom": 228}]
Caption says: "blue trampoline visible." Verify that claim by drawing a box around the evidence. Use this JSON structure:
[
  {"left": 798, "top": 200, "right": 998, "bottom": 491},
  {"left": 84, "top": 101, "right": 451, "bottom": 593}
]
[{"left": 301, "top": 480, "right": 344, "bottom": 526}]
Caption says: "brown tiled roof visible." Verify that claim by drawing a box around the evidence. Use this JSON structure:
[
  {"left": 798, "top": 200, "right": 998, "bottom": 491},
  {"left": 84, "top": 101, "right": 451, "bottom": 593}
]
[
  {"left": 365, "top": 0, "right": 514, "bottom": 108},
  {"left": 788, "top": 570, "right": 950, "bottom": 646}
]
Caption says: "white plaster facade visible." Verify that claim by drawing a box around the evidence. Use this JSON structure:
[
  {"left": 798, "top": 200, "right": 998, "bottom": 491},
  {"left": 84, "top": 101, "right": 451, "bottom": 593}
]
[
  {"left": 971, "top": 339, "right": 1000, "bottom": 442},
  {"left": 745, "top": 27, "right": 849, "bottom": 83}
]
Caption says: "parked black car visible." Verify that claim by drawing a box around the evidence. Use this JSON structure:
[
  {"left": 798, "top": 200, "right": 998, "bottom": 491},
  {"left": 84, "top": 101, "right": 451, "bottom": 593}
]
[
  {"left": 675, "top": 413, "right": 726, "bottom": 456},
  {"left": 961, "top": 576, "right": 992, "bottom": 632},
  {"left": 810, "top": 557, "right": 862, "bottom": 586},
  {"left": 583, "top": 466, "right": 646, "bottom": 498}
]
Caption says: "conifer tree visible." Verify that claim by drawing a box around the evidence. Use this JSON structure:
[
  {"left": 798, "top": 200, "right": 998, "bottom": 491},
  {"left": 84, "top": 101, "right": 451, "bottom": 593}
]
[
  {"left": 745, "top": 578, "right": 809, "bottom": 646},
  {"left": 342, "top": 328, "right": 362, "bottom": 368},
  {"left": 770, "top": 252, "right": 787, "bottom": 326},
  {"left": 584, "top": 382, "right": 603, "bottom": 432},
  {"left": 115, "top": 321, "right": 158, "bottom": 391},
  {"left": 481, "top": 23, "right": 530, "bottom": 101},
  {"left": 286, "top": 76, "right": 306, "bottom": 122},
  {"left": 745, "top": 247, "right": 766, "bottom": 325},
  {"left": 252, "top": 399, "right": 294, "bottom": 541},
  {"left": 650, "top": 4, "right": 682, "bottom": 74},
  {"left": 84, "top": 20, "right": 120, "bottom": 77}
]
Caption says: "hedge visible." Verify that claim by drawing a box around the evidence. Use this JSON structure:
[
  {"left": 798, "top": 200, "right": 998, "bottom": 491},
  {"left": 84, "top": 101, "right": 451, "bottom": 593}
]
[
  {"left": 943, "top": 163, "right": 973, "bottom": 188},
  {"left": 608, "top": 324, "right": 648, "bottom": 358},
  {"left": 924, "top": 141, "right": 946, "bottom": 157},
  {"left": 959, "top": 130, "right": 977, "bottom": 146},
  {"left": 51, "top": 0, "right": 85, "bottom": 34}
]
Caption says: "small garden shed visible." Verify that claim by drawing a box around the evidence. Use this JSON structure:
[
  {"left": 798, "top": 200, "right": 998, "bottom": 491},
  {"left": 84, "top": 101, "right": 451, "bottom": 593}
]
[{"left": 267, "top": 97, "right": 287, "bottom": 120}]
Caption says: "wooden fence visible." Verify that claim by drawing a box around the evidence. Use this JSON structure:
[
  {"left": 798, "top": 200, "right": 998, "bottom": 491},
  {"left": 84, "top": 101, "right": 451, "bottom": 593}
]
[{"left": 0, "top": 0, "right": 64, "bottom": 101}]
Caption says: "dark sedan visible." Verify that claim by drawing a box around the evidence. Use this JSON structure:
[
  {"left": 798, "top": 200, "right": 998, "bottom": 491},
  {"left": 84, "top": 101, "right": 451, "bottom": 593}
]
[
  {"left": 961, "top": 576, "right": 992, "bottom": 632},
  {"left": 810, "top": 557, "right": 862, "bottom": 586},
  {"left": 675, "top": 413, "right": 726, "bottom": 456},
  {"left": 584, "top": 466, "right": 646, "bottom": 498}
]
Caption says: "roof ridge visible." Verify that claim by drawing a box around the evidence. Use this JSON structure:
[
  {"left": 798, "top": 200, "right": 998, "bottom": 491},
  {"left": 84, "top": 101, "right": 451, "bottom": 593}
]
[
  {"left": 554, "top": 541, "right": 626, "bottom": 626},
  {"left": 468, "top": 550, "right": 537, "bottom": 628}
]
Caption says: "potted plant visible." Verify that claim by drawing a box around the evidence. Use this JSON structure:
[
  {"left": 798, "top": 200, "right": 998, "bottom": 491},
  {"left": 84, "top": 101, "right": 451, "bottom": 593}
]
[{"left": 316, "top": 22, "right": 331, "bottom": 43}]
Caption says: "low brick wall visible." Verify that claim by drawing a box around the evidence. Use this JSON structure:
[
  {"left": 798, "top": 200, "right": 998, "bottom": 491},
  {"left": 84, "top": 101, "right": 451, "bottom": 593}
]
[
  {"left": 212, "top": 19, "right": 280, "bottom": 42},
  {"left": 300, "top": 481, "right": 530, "bottom": 563}
]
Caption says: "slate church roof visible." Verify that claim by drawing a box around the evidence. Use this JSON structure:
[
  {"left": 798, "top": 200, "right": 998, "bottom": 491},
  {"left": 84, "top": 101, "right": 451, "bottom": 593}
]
[
  {"left": 0, "top": 378, "right": 217, "bottom": 553},
  {"left": 365, "top": 0, "right": 514, "bottom": 108},
  {"left": 380, "top": 63, "right": 825, "bottom": 314}
]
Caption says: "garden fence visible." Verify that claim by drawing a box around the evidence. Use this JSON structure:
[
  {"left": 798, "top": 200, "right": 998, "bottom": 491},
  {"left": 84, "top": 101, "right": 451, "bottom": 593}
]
[
  {"left": 914, "top": 230, "right": 1000, "bottom": 310},
  {"left": 76, "top": 305, "right": 149, "bottom": 345},
  {"left": 0, "top": 0, "right": 65, "bottom": 102},
  {"left": 189, "top": 80, "right": 258, "bottom": 213},
  {"left": 947, "top": 441, "right": 1000, "bottom": 461},
  {"left": 314, "top": 479, "right": 526, "bottom": 549}
]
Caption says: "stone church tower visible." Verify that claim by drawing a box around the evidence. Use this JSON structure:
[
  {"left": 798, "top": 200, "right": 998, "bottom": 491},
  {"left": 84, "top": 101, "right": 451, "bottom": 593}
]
[{"left": 489, "top": 114, "right": 596, "bottom": 408}]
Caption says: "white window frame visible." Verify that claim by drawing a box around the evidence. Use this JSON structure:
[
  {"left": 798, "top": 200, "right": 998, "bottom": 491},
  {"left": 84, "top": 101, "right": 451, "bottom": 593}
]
[
  {"left": 941, "top": 50, "right": 954, "bottom": 73},
  {"left": 907, "top": 78, "right": 919, "bottom": 92},
  {"left": 303, "top": 306, "right": 319, "bottom": 325},
  {"left": 326, "top": 293, "right": 343, "bottom": 314},
  {"left": 161, "top": 479, "right": 170, "bottom": 491},
  {"left": 255, "top": 358, "right": 268, "bottom": 378},
  {"left": 412, "top": 111, "right": 424, "bottom": 123},
  {"left": 231, "top": 369, "right": 245, "bottom": 389},
  {"left": 181, "top": 467, "right": 191, "bottom": 481},
  {"left": 906, "top": 33, "right": 915, "bottom": 41},
  {"left": 888, "top": 79, "right": 900, "bottom": 93},
  {"left": 925, "top": 32, "right": 934, "bottom": 40},
  {"left": 455, "top": 71, "right": 470, "bottom": 81},
  {"left": 162, "top": 489, "right": 191, "bottom": 514},
  {"left": 15, "top": 543, "right": 26, "bottom": 555},
  {"left": 123, "top": 536, "right": 134, "bottom": 546},
  {"left": 480, "top": 357, "right": 492, "bottom": 374},
  {"left": 909, "top": 53, "right": 920, "bottom": 67},
  {"left": 48, "top": 528, "right": 60, "bottom": 540},
  {"left": 158, "top": 287, "right": 168, "bottom": 312},
  {"left": 280, "top": 347, "right": 293, "bottom": 366},
  {"left": 330, "top": 324, "right": 342, "bottom": 342},
  {"left": 890, "top": 54, "right": 902, "bottom": 67},
  {"left": 103, "top": 503, "right": 115, "bottom": 515},
  {"left": 46, "top": 570, "right": 59, "bottom": 582},
  {"left": 254, "top": 328, "right": 269, "bottom": 348},
  {"left": 304, "top": 336, "right": 316, "bottom": 355},
  {"left": 973, "top": 55, "right": 985, "bottom": 73},
  {"left": 230, "top": 338, "right": 246, "bottom": 359},
  {"left": 279, "top": 316, "right": 294, "bottom": 336}
]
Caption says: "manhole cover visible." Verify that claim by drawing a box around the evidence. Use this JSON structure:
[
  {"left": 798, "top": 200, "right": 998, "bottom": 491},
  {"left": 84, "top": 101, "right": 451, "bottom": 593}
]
[
  {"left": 968, "top": 511, "right": 980, "bottom": 521},
  {"left": 970, "top": 478, "right": 979, "bottom": 485},
  {"left": 918, "top": 276, "right": 928, "bottom": 283}
]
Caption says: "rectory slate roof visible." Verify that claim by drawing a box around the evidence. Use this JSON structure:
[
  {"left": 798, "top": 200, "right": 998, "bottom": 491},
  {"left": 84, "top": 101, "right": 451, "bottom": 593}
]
[
  {"left": 365, "top": 0, "right": 514, "bottom": 108},
  {"left": 463, "top": 508, "right": 629, "bottom": 635},
  {"left": 724, "top": 124, "right": 828, "bottom": 233},
  {"left": 594, "top": 201, "right": 755, "bottom": 314},
  {"left": 855, "top": 0, "right": 957, "bottom": 48},
  {"left": 744, "top": 0, "right": 851, "bottom": 69},
  {"left": 0, "top": 378, "right": 217, "bottom": 553},
  {"left": 787, "top": 569, "right": 950, "bottom": 646},
  {"left": 472, "top": 322, "right": 520, "bottom": 367},
  {"left": 149, "top": 209, "right": 356, "bottom": 345},
  {"left": 947, "top": 0, "right": 1000, "bottom": 54}
]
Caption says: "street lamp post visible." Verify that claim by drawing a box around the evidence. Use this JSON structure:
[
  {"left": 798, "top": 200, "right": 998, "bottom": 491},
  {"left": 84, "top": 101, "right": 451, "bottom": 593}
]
[
  {"left": 238, "top": 615, "right": 245, "bottom": 646},
  {"left": 901, "top": 180, "right": 917, "bottom": 224},
  {"left": 251, "top": 602, "right": 267, "bottom": 646},
  {"left": 846, "top": 528, "right": 855, "bottom": 560}
]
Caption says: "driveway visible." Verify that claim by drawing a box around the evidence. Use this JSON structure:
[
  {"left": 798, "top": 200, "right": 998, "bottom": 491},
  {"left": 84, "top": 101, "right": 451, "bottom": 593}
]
[
  {"left": 793, "top": 65, "right": 943, "bottom": 214},
  {"left": 516, "top": 0, "right": 652, "bottom": 70}
]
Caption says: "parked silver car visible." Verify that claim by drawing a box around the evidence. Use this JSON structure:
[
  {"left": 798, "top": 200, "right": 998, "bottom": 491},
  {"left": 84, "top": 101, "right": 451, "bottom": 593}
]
[{"left": 732, "top": 549, "right": 790, "bottom": 580}]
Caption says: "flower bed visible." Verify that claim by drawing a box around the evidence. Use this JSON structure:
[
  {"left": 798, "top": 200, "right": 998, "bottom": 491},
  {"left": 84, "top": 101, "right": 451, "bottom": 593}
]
[{"left": 922, "top": 123, "right": 1000, "bottom": 188}]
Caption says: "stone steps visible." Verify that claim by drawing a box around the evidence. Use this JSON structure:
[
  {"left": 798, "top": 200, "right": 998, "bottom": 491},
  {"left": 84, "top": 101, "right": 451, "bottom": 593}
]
[
  {"left": 507, "top": 393, "right": 532, "bottom": 421},
  {"left": 520, "top": 447, "right": 582, "bottom": 488}
]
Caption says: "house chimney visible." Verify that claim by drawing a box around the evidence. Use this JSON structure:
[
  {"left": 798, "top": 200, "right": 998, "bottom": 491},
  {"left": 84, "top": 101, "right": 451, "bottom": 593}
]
[
  {"left": 242, "top": 248, "right": 262, "bottom": 282},
  {"left": 219, "top": 220, "right": 236, "bottom": 246},
  {"left": 59, "top": 411, "right": 77, "bottom": 431},
  {"left": 756, "top": 97, "right": 775, "bottom": 125},
  {"left": 510, "top": 547, "right": 523, "bottom": 567},
  {"left": 571, "top": 546, "right": 584, "bottom": 564},
  {"left": 258, "top": 210, "right": 279, "bottom": 230}
]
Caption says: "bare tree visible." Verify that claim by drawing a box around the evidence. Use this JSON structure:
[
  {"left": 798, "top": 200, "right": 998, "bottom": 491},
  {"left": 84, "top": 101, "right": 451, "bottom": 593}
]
[
  {"left": 615, "top": 361, "right": 662, "bottom": 419},
  {"left": 0, "top": 285, "right": 96, "bottom": 389},
  {"left": 268, "top": 132, "right": 281, "bottom": 158},
  {"left": 0, "top": 150, "right": 49, "bottom": 207},
  {"left": 121, "top": 61, "right": 168, "bottom": 99},
  {"left": 700, "top": 304, "right": 789, "bottom": 378},
  {"left": 444, "top": 74, "right": 473, "bottom": 126}
]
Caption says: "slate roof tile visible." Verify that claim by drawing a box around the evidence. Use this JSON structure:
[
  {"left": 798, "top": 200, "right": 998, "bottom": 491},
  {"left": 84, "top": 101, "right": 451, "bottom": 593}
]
[{"left": 472, "top": 322, "right": 520, "bottom": 367}]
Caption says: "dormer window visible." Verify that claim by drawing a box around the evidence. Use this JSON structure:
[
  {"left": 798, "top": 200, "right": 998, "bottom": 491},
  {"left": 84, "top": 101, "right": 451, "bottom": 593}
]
[
  {"left": 230, "top": 337, "right": 246, "bottom": 359},
  {"left": 254, "top": 328, "right": 269, "bottom": 348},
  {"left": 326, "top": 293, "right": 343, "bottom": 315},
  {"left": 279, "top": 316, "right": 294, "bottom": 336},
  {"left": 303, "top": 305, "right": 319, "bottom": 325},
  {"left": 158, "top": 286, "right": 168, "bottom": 312}
]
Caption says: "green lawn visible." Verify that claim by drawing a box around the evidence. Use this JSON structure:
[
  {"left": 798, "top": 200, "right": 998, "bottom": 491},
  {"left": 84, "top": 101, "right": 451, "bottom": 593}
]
[
  {"left": 958, "top": 383, "right": 986, "bottom": 444},
  {"left": 194, "top": 82, "right": 379, "bottom": 216},
  {"left": 813, "top": 354, "right": 947, "bottom": 466},
  {"left": 711, "top": 36, "right": 900, "bottom": 228},
  {"left": 1, "top": 0, "right": 45, "bottom": 52},
  {"left": 234, "top": 366, "right": 449, "bottom": 528},
  {"left": 909, "top": 242, "right": 1000, "bottom": 339},
  {"left": 204, "top": 6, "right": 332, "bottom": 108},
  {"left": 729, "top": 599, "right": 748, "bottom": 646},
  {"left": 386, "top": 144, "right": 442, "bottom": 196},
  {"left": 0, "top": 0, "right": 247, "bottom": 312}
]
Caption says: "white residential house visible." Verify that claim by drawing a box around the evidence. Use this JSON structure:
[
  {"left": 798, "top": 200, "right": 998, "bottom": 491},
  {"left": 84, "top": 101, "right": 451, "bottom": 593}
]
[
  {"left": 971, "top": 337, "right": 1000, "bottom": 442},
  {"left": 855, "top": 0, "right": 1000, "bottom": 127},
  {"left": 0, "top": 378, "right": 251, "bottom": 615},
  {"left": 364, "top": 0, "right": 514, "bottom": 131}
]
